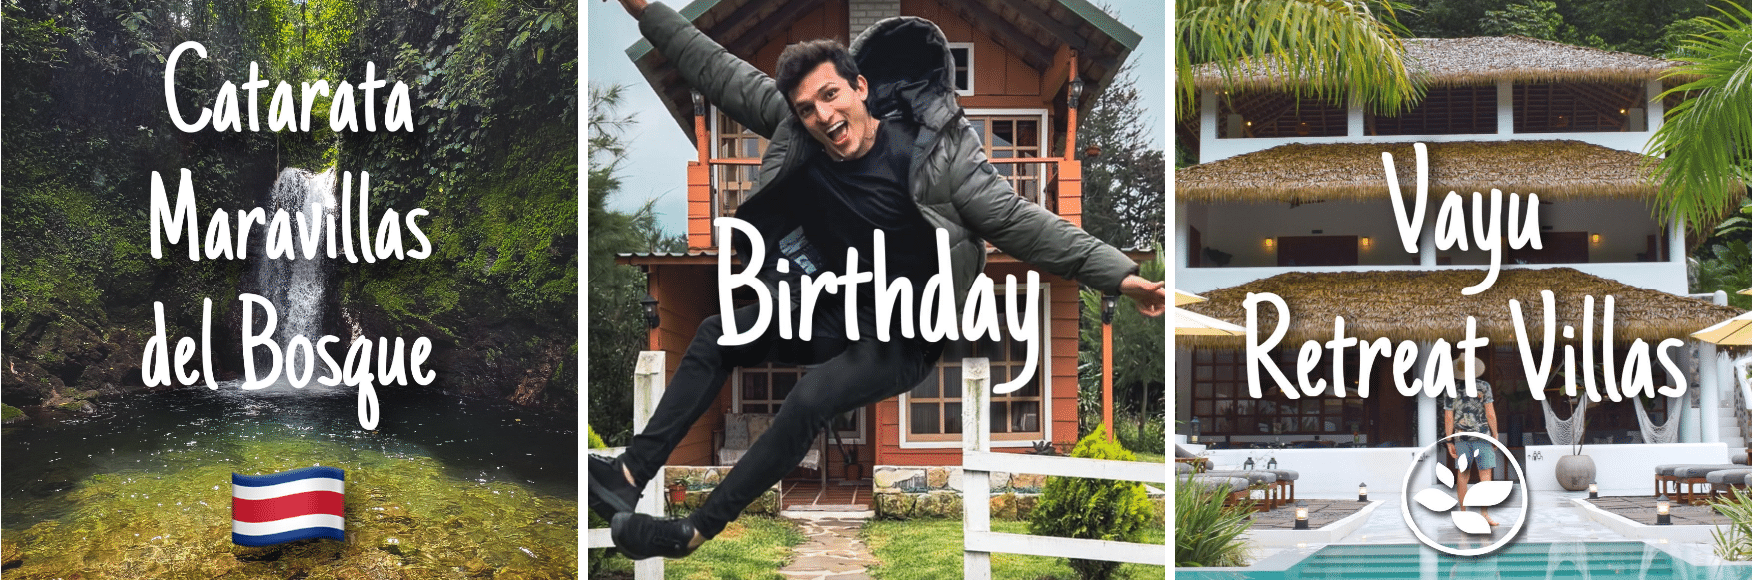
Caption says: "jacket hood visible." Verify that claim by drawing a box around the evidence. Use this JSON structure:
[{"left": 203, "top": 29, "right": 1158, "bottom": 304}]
[{"left": 849, "top": 17, "right": 959, "bottom": 129}]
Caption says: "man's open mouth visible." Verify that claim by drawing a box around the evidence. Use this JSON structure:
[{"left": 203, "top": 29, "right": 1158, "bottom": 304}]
[{"left": 826, "top": 120, "right": 848, "bottom": 142}]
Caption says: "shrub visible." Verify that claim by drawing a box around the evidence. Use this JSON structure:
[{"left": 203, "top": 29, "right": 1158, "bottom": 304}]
[
  {"left": 1711, "top": 486, "right": 1752, "bottom": 561},
  {"left": 1175, "top": 474, "right": 1253, "bottom": 567},
  {"left": 1114, "top": 411, "right": 1165, "bottom": 456},
  {"left": 1028, "top": 425, "right": 1154, "bottom": 580}
]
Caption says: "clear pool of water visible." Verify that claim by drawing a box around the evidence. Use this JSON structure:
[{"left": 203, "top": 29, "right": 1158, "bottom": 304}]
[{"left": 1178, "top": 542, "right": 1752, "bottom": 579}]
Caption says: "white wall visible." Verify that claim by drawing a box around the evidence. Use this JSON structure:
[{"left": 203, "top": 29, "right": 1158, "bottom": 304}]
[{"left": 1521, "top": 443, "right": 1730, "bottom": 495}]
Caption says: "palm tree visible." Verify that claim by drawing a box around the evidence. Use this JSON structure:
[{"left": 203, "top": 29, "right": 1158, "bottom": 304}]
[
  {"left": 1176, "top": 0, "right": 1424, "bottom": 118},
  {"left": 1646, "top": 1, "right": 1751, "bottom": 235}
]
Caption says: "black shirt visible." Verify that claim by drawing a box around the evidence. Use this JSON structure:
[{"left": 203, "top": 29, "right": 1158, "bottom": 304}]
[{"left": 783, "top": 119, "right": 938, "bottom": 286}]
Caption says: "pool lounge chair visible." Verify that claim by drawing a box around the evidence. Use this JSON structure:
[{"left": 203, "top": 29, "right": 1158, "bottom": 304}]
[{"left": 1657, "top": 464, "right": 1745, "bottom": 503}]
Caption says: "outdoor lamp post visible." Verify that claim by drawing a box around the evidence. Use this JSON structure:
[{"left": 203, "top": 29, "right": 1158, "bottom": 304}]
[
  {"left": 1657, "top": 495, "right": 1672, "bottom": 525},
  {"left": 1294, "top": 501, "right": 1309, "bottom": 530},
  {"left": 1102, "top": 293, "right": 1116, "bottom": 442},
  {"left": 1358, "top": 483, "right": 1368, "bottom": 502},
  {"left": 1588, "top": 483, "right": 1598, "bottom": 499}
]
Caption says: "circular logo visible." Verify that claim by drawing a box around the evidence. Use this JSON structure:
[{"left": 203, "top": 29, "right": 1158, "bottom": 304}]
[{"left": 1399, "top": 432, "right": 1529, "bottom": 556}]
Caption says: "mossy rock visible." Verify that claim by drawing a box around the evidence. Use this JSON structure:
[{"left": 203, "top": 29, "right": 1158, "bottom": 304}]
[{"left": 1, "top": 404, "right": 24, "bottom": 424}]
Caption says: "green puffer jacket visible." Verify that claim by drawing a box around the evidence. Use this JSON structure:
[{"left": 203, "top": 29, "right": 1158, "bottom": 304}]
[{"left": 638, "top": 2, "right": 1137, "bottom": 308}]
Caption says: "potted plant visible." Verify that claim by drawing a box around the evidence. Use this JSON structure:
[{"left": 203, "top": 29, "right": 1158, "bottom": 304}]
[{"left": 666, "top": 477, "right": 688, "bottom": 505}]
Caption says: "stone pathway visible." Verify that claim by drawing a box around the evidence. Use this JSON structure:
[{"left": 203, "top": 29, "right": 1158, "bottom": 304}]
[{"left": 778, "top": 515, "right": 879, "bottom": 580}]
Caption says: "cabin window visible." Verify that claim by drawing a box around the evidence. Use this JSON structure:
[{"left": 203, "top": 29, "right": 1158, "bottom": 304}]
[
  {"left": 1216, "top": 91, "right": 1347, "bottom": 139},
  {"left": 903, "top": 293, "right": 1046, "bottom": 443},
  {"left": 1514, "top": 82, "right": 1644, "bottom": 133},
  {"left": 736, "top": 363, "right": 865, "bottom": 444},
  {"left": 713, "top": 109, "right": 768, "bottom": 225},
  {"left": 1189, "top": 348, "right": 1366, "bottom": 437},
  {"left": 968, "top": 113, "right": 1048, "bottom": 206},
  {"left": 948, "top": 43, "right": 974, "bottom": 96},
  {"left": 1369, "top": 85, "right": 1497, "bottom": 136}
]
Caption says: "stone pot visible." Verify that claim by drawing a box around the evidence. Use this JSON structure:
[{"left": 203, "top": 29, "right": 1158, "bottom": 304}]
[{"left": 1555, "top": 454, "right": 1596, "bottom": 491}]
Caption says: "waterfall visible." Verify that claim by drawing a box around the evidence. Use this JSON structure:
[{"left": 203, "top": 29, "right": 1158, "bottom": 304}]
[{"left": 251, "top": 168, "right": 337, "bottom": 377}]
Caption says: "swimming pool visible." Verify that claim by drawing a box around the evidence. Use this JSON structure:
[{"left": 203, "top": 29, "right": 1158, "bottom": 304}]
[{"left": 1176, "top": 542, "right": 1752, "bottom": 579}]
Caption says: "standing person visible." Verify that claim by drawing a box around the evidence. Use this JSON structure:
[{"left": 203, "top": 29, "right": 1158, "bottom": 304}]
[
  {"left": 1443, "top": 356, "right": 1502, "bottom": 526},
  {"left": 591, "top": 0, "right": 1166, "bottom": 561}
]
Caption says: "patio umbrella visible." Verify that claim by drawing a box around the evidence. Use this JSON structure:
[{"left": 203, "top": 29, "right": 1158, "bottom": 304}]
[
  {"left": 1174, "top": 289, "right": 1208, "bottom": 306},
  {"left": 1742, "top": 289, "right": 1752, "bottom": 295},
  {"left": 1174, "top": 306, "right": 1247, "bottom": 336},
  {"left": 1692, "top": 311, "right": 1753, "bottom": 346}
]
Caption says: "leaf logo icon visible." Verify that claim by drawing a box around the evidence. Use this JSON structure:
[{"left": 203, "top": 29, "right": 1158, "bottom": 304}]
[{"left": 1399, "top": 432, "right": 1530, "bottom": 556}]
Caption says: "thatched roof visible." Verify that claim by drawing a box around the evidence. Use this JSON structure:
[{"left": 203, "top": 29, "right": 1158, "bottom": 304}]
[
  {"left": 1176, "top": 140, "right": 1664, "bottom": 204},
  {"left": 1180, "top": 268, "right": 1745, "bottom": 347},
  {"left": 1192, "top": 36, "right": 1682, "bottom": 91}
]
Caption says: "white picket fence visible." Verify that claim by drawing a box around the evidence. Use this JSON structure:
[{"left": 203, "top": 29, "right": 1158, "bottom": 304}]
[
  {"left": 586, "top": 351, "right": 666, "bottom": 579},
  {"left": 959, "top": 357, "right": 1167, "bottom": 579}
]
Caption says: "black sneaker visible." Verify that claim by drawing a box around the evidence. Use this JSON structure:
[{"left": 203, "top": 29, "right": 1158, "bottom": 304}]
[
  {"left": 610, "top": 512, "right": 701, "bottom": 560},
  {"left": 588, "top": 454, "right": 641, "bottom": 522}
]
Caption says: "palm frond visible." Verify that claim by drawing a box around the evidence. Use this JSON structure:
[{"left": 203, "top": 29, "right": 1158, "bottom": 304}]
[
  {"left": 1645, "top": 1, "right": 1752, "bottom": 234},
  {"left": 1177, "top": 0, "right": 1423, "bottom": 117}
]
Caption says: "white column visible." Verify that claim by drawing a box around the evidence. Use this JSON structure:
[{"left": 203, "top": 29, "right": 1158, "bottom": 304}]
[
  {"left": 1199, "top": 90, "right": 1218, "bottom": 163},
  {"left": 1700, "top": 291, "right": 1728, "bottom": 444},
  {"left": 1417, "top": 342, "right": 1438, "bottom": 448},
  {"left": 1646, "top": 80, "right": 1665, "bottom": 133},
  {"left": 1347, "top": 94, "right": 1364, "bottom": 137},
  {"left": 633, "top": 352, "right": 666, "bottom": 580},
  {"left": 1684, "top": 346, "right": 1705, "bottom": 443},
  {"left": 1174, "top": 201, "right": 1189, "bottom": 269},
  {"left": 1497, "top": 80, "right": 1514, "bottom": 135}
]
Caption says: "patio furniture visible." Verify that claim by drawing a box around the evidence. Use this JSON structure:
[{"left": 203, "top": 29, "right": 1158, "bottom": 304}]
[
  {"left": 1656, "top": 464, "right": 1744, "bottom": 503},
  {"left": 1174, "top": 444, "right": 1213, "bottom": 472},
  {"left": 1734, "top": 449, "right": 1750, "bottom": 465},
  {"left": 1203, "top": 469, "right": 1283, "bottom": 511},
  {"left": 1179, "top": 463, "right": 1250, "bottom": 507},
  {"left": 716, "top": 413, "right": 824, "bottom": 484},
  {"left": 1705, "top": 468, "right": 1751, "bottom": 499},
  {"left": 1260, "top": 469, "right": 1299, "bottom": 506}
]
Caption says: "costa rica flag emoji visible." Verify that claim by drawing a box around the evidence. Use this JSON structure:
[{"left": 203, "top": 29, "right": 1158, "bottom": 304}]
[{"left": 231, "top": 466, "right": 346, "bottom": 546}]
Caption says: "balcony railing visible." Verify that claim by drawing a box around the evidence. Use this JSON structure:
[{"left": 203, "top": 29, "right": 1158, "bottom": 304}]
[{"left": 707, "top": 157, "right": 1062, "bottom": 245}]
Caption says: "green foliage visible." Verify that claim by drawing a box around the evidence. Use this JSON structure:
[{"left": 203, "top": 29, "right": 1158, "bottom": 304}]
[
  {"left": 863, "top": 519, "right": 1164, "bottom": 580},
  {"left": 1, "top": 404, "right": 23, "bottom": 422},
  {"left": 1174, "top": 473, "right": 1254, "bottom": 567},
  {"left": 1112, "top": 411, "right": 1166, "bottom": 457},
  {"left": 586, "top": 83, "right": 684, "bottom": 445},
  {"left": 1077, "top": 62, "right": 1164, "bottom": 250},
  {"left": 1479, "top": 1, "right": 1606, "bottom": 48},
  {"left": 587, "top": 424, "right": 608, "bottom": 450},
  {"left": 1646, "top": 1, "right": 1751, "bottom": 237},
  {"left": 1028, "top": 425, "right": 1154, "bottom": 580},
  {"left": 1078, "top": 252, "right": 1165, "bottom": 439},
  {"left": 1177, "top": 0, "right": 1424, "bottom": 118},
  {"left": 1710, "top": 486, "right": 1752, "bottom": 561}
]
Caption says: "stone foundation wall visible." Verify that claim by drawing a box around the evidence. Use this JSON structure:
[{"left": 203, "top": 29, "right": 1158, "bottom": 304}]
[
  {"left": 873, "top": 465, "right": 1166, "bottom": 521},
  {"left": 662, "top": 466, "right": 780, "bottom": 516}
]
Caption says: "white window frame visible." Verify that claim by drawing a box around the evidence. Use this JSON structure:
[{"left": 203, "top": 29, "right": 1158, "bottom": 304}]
[
  {"left": 731, "top": 365, "right": 868, "bottom": 445},
  {"left": 899, "top": 284, "right": 1052, "bottom": 449},
  {"left": 948, "top": 42, "right": 975, "bottom": 97}
]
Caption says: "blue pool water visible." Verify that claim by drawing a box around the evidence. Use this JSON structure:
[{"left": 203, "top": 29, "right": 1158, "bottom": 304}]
[{"left": 1178, "top": 542, "right": 1752, "bottom": 579}]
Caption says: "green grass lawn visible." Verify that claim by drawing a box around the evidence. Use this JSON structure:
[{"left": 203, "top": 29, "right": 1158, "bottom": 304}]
[
  {"left": 863, "top": 519, "right": 1166, "bottom": 580},
  {"left": 1135, "top": 451, "right": 1165, "bottom": 464},
  {"left": 589, "top": 516, "right": 806, "bottom": 580}
]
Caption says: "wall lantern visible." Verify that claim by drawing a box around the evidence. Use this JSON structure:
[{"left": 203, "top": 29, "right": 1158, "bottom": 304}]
[
  {"left": 1264, "top": 237, "right": 1276, "bottom": 249},
  {"left": 1068, "top": 78, "right": 1085, "bottom": 110},
  {"left": 640, "top": 293, "right": 661, "bottom": 329},
  {"left": 1591, "top": 233, "right": 1602, "bottom": 245},
  {"left": 1361, "top": 236, "right": 1372, "bottom": 248}
]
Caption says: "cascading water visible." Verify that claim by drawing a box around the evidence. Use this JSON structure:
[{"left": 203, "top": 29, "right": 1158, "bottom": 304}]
[{"left": 249, "top": 167, "right": 337, "bottom": 383}]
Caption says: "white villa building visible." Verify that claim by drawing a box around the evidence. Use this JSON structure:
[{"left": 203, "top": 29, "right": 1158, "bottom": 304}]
[{"left": 1174, "top": 36, "right": 1748, "bottom": 496}]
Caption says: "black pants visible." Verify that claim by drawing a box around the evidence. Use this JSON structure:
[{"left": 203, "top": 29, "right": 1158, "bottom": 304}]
[{"left": 621, "top": 300, "right": 940, "bottom": 538}]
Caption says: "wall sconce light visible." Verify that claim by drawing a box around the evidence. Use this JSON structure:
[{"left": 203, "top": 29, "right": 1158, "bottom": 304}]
[
  {"left": 1619, "top": 109, "right": 1627, "bottom": 114},
  {"left": 1588, "top": 483, "right": 1598, "bottom": 499},
  {"left": 1101, "top": 294, "right": 1118, "bottom": 325},
  {"left": 1359, "top": 483, "right": 1369, "bottom": 502},
  {"left": 1591, "top": 233, "right": 1602, "bottom": 245},
  {"left": 640, "top": 293, "right": 661, "bottom": 329},
  {"left": 1361, "top": 236, "right": 1372, "bottom": 248},
  {"left": 1656, "top": 495, "right": 1671, "bottom": 525},
  {"left": 1245, "top": 121, "right": 1254, "bottom": 127},
  {"left": 1068, "top": 78, "right": 1085, "bottom": 110},
  {"left": 1264, "top": 237, "right": 1276, "bottom": 249},
  {"left": 1294, "top": 501, "right": 1310, "bottom": 529}
]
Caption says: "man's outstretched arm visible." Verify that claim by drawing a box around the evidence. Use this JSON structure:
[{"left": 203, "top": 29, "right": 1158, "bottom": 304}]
[
  {"left": 945, "top": 124, "right": 1164, "bottom": 315},
  {"left": 615, "top": 0, "right": 791, "bottom": 139}
]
